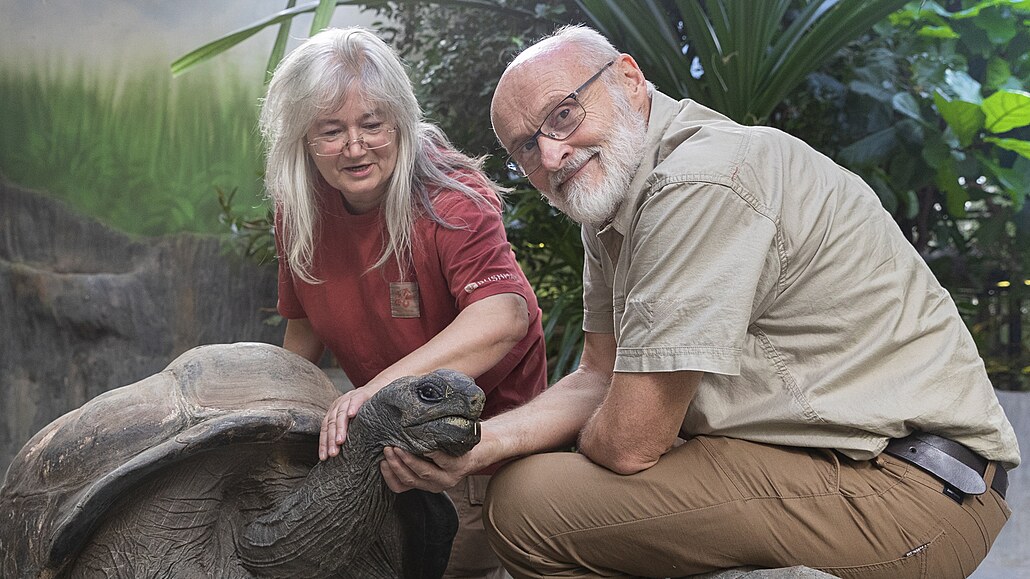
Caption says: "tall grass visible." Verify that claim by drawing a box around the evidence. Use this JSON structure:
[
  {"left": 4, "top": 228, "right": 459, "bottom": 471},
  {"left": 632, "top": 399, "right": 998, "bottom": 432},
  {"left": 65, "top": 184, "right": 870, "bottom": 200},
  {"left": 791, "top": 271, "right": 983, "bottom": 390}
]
[{"left": 0, "top": 63, "right": 268, "bottom": 236}]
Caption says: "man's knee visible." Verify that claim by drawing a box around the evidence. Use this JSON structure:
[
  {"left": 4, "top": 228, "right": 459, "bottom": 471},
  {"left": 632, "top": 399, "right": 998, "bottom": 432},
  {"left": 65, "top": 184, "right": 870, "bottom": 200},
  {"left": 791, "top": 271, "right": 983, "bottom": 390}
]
[
  {"left": 482, "top": 455, "right": 544, "bottom": 550},
  {"left": 482, "top": 453, "right": 579, "bottom": 572}
]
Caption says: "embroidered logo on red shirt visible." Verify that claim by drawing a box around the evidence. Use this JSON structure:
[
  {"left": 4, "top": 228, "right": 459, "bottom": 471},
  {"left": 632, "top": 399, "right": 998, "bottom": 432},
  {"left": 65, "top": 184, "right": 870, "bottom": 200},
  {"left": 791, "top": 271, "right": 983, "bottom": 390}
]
[
  {"left": 464, "top": 273, "right": 514, "bottom": 294},
  {"left": 390, "top": 281, "right": 420, "bottom": 318}
]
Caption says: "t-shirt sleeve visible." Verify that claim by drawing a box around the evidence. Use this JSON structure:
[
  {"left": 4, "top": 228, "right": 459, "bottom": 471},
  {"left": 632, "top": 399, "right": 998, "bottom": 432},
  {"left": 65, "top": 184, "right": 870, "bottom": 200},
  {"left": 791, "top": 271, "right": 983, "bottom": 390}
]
[
  {"left": 614, "top": 181, "right": 777, "bottom": 376},
  {"left": 431, "top": 190, "right": 532, "bottom": 310},
  {"left": 274, "top": 212, "right": 307, "bottom": 320}
]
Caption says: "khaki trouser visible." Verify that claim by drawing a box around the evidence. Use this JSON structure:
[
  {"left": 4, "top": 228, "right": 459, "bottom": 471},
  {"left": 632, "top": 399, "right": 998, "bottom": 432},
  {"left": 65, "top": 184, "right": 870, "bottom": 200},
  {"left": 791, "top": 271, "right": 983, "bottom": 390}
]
[
  {"left": 444, "top": 474, "right": 512, "bottom": 579},
  {"left": 483, "top": 436, "right": 1011, "bottom": 578}
]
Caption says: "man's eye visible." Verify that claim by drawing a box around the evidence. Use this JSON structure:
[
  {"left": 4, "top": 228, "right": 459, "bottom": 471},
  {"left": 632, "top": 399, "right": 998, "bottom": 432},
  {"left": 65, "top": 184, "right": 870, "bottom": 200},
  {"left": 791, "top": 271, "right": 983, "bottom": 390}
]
[
  {"left": 363, "top": 123, "right": 383, "bottom": 133},
  {"left": 547, "top": 104, "right": 576, "bottom": 129},
  {"left": 521, "top": 139, "right": 538, "bottom": 153}
]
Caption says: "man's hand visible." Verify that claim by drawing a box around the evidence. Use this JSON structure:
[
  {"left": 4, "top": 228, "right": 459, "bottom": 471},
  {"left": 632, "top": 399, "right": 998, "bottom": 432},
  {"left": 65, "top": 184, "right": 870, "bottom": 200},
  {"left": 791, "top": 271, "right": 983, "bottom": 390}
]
[
  {"left": 319, "top": 387, "right": 375, "bottom": 461},
  {"left": 380, "top": 447, "right": 477, "bottom": 493},
  {"left": 578, "top": 370, "right": 699, "bottom": 474}
]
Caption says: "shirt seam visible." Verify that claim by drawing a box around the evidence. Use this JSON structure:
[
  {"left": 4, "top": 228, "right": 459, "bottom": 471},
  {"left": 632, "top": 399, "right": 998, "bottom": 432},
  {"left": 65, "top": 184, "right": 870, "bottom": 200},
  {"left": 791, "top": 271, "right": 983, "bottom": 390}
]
[
  {"left": 752, "top": 325, "right": 826, "bottom": 424},
  {"left": 617, "top": 345, "right": 740, "bottom": 357}
]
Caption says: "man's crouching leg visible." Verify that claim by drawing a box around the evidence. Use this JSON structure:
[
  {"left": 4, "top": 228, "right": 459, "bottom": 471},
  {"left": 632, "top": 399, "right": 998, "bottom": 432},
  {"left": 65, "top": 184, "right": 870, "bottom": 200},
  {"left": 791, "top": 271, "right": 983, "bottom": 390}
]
[
  {"left": 482, "top": 452, "right": 606, "bottom": 578},
  {"left": 482, "top": 437, "right": 1012, "bottom": 579},
  {"left": 480, "top": 448, "right": 740, "bottom": 578}
]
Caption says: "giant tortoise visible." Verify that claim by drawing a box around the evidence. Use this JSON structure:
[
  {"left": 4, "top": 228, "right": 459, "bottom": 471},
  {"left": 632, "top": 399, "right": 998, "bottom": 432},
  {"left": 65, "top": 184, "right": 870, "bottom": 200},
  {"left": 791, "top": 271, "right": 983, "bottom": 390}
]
[{"left": 0, "top": 342, "right": 484, "bottom": 578}]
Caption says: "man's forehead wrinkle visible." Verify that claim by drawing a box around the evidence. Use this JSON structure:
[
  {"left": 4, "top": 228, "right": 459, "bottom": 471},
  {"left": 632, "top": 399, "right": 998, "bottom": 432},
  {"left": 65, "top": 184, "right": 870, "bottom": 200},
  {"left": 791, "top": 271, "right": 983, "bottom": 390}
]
[{"left": 495, "top": 54, "right": 589, "bottom": 148}]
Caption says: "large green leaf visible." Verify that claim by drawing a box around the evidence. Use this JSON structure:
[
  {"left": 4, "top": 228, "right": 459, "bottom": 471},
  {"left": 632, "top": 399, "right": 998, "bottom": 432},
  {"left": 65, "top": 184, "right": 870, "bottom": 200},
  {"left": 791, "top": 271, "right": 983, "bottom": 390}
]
[
  {"left": 892, "top": 92, "right": 922, "bottom": 120},
  {"left": 978, "top": 154, "right": 1030, "bottom": 208},
  {"left": 985, "top": 137, "right": 1030, "bottom": 160},
  {"left": 973, "top": 4, "right": 1018, "bottom": 44},
  {"left": 983, "top": 90, "right": 1030, "bottom": 133},
  {"left": 266, "top": 0, "right": 299, "bottom": 84},
  {"left": 576, "top": 0, "right": 908, "bottom": 124},
  {"left": 310, "top": 0, "right": 338, "bottom": 34},
  {"left": 985, "top": 57, "right": 1013, "bottom": 91},
  {"left": 839, "top": 126, "right": 899, "bottom": 166},
  {"left": 172, "top": 0, "right": 537, "bottom": 77},
  {"left": 172, "top": 2, "right": 329, "bottom": 75},
  {"left": 933, "top": 90, "right": 986, "bottom": 147}
]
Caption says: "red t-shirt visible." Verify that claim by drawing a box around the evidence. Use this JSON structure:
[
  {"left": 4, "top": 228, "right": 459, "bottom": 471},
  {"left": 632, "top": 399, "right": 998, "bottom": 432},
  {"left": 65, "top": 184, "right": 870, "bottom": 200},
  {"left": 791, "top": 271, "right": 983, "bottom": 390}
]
[{"left": 276, "top": 181, "right": 547, "bottom": 420}]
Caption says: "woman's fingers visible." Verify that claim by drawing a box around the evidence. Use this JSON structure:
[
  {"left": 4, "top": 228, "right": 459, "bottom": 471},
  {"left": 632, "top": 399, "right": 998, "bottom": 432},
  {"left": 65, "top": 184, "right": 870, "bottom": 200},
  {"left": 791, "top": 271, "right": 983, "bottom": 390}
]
[{"left": 319, "top": 390, "right": 368, "bottom": 460}]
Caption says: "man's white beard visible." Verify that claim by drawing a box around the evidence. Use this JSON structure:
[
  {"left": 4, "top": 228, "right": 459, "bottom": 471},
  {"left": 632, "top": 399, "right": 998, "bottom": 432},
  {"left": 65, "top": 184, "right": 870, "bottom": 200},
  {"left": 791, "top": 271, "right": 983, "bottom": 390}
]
[{"left": 547, "top": 96, "right": 648, "bottom": 226}]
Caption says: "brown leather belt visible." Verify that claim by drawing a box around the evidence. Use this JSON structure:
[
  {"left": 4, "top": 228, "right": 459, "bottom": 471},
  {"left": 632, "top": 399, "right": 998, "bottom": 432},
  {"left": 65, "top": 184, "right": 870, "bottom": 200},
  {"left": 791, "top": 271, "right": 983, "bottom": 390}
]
[{"left": 885, "top": 432, "right": 1008, "bottom": 503}]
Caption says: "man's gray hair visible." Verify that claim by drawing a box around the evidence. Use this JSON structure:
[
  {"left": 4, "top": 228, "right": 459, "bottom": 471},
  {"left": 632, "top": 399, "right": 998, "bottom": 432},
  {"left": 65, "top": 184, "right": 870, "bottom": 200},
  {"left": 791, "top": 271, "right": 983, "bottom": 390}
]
[
  {"left": 531, "top": 25, "right": 620, "bottom": 68},
  {"left": 515, "top": 24, "right": 655, "bottom": 97}
]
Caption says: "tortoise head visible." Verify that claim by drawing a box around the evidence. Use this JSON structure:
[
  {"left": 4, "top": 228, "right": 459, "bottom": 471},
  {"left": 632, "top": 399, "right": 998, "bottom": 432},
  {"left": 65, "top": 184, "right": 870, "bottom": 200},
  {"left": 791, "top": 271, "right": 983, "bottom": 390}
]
[{"left": 356, "top": 369, "right": 485, "bottom": 457}]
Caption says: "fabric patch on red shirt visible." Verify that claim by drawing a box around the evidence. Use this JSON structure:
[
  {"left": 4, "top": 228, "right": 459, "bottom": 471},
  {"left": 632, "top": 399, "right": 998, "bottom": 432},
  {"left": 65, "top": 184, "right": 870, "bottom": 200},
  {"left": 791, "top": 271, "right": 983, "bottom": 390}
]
[{"left": 390, "top": 281, "right": 421, "bottom": 318}]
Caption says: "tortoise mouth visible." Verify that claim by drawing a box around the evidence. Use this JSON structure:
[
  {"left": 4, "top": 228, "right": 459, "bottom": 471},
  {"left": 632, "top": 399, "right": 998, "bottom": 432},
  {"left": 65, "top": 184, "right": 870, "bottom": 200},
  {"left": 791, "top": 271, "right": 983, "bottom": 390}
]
[{"left": 404, "top": 414, "right": 481, "bottom": 456}]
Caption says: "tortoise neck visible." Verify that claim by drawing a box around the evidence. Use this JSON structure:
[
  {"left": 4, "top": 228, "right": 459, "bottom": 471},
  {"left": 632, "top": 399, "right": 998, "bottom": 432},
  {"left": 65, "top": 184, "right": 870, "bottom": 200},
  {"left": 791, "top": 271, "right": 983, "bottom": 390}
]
[{"left": 236, "top": 421, "right": 395, "bottom": 575}]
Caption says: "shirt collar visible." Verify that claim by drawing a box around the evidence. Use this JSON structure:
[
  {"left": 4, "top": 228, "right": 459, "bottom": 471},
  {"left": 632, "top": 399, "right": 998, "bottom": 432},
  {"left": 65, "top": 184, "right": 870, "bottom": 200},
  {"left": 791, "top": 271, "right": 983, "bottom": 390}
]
[{"left": 597, "top": 91, "right": 681, "bottom": 237}]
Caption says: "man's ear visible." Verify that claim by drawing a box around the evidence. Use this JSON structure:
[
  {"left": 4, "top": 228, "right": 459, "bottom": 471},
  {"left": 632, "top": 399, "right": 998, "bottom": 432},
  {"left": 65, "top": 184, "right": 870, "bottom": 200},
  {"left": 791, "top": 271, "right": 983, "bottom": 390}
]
[{"left": 615, "top": 54, "right": 650, "bottom": 110}]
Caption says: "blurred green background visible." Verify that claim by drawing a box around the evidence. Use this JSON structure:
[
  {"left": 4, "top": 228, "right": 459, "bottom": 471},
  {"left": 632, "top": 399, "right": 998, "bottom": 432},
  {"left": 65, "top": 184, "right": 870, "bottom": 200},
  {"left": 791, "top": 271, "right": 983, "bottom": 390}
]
[{"left": 1, "top": 0, "right": 1027, "bottom": 389}]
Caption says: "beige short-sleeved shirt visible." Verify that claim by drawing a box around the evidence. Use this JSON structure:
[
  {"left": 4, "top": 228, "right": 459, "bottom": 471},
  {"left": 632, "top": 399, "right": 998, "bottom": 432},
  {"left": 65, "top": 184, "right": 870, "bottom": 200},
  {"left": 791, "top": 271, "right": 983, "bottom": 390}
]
[{"left": 583, "top": 91, "right": 1020, "bottom": 468}]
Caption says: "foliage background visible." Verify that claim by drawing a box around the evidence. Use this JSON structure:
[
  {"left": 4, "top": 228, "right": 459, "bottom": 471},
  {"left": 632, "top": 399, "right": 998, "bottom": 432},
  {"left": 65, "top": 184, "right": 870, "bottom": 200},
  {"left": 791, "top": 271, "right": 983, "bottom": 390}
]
[{"left": 1, "top": 0, "right": 1027, "bottom": 389}]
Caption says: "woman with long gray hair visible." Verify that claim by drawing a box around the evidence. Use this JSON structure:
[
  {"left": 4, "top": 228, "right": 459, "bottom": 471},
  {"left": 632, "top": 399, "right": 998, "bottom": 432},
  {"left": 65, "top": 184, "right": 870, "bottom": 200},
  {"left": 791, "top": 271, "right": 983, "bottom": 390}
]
[{"left": 261, "top": 27, "right": 546, "bottom": 577}]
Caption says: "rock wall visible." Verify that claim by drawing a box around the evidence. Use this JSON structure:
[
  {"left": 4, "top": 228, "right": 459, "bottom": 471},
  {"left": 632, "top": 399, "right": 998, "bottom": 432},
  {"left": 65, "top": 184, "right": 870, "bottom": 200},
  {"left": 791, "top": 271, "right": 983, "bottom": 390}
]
[
  {"left": 0, "top": 181, "right": 282, "bottom": 475},
  {"left": 971, "top": 390, "right": 1030, "bottom": 578}
]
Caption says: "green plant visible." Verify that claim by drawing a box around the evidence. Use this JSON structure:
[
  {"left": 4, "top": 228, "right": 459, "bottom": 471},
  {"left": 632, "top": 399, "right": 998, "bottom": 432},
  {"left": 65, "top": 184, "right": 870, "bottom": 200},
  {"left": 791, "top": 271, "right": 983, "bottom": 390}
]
[
  {"left": 576, "top": 0, "right": 910, "bottom": 124},
  {"left": 770, "top": 0, "right": 1030, "bottom": 389},
  {"left": 0, "top": 65, "right": 267, "bottom": 236}
]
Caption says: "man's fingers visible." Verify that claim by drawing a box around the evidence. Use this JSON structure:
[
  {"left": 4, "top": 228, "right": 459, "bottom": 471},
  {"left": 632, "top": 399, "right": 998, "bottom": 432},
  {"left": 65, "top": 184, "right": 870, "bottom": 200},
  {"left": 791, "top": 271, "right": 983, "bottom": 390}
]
[
  {"left": 382, "top": 447, "right": 420, "bottom": 491},
  {"left": 380, "top": 458, "right": 412, "bottom": 493}
]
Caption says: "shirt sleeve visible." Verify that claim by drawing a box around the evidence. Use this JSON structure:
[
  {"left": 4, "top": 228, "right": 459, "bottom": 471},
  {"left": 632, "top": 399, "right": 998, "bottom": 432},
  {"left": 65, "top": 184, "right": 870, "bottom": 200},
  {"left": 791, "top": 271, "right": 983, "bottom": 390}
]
[
  {"left": 614, "top": 180, "right": 778, "bottom": 375},
  {"left": 431, "top": 189, "right": 533, "bottom": 310},
  {"left": 582, "top": 224, "right": 615, "bottom": 334}
]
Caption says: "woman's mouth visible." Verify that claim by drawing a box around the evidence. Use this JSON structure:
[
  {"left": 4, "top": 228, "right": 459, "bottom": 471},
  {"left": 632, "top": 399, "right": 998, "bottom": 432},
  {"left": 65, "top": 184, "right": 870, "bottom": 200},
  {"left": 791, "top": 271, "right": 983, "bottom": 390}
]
[{"left": 343, "top": 164, "right": 373, "bottom": 177}]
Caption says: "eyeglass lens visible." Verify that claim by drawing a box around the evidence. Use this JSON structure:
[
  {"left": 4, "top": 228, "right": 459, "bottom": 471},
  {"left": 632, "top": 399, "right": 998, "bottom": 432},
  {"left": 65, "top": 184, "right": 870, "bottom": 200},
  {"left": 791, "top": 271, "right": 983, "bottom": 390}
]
[
  {"left": 310, "top": 128, "right": 393, "bottom": 157},
  {"left": 506, "top": 60, "right": 613, "bottom": 177},
  {"left": 508, "top": 99, "right": 587, "bottom": 176}
]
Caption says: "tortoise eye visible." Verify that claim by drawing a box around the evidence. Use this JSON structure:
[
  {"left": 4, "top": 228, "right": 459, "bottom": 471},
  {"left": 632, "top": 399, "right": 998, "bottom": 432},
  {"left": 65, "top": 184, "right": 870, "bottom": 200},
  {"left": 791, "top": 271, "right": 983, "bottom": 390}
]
[{"left": 416, "top": 384, "right": 444, "bottom": 403}]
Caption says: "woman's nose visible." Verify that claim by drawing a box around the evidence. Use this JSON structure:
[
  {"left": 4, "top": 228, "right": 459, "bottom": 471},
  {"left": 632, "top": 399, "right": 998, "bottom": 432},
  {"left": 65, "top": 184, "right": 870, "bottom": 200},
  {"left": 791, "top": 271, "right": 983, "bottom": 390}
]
[{"left": 340, "top": 137, "right": 367, "bottom": 156}]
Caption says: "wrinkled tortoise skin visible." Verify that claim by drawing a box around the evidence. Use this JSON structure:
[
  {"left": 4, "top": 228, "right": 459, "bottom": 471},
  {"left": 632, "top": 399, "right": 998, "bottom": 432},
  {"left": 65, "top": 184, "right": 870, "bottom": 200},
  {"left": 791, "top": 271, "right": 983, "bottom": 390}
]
[{"left": 0, "top": 342, "right": 483, "bottom": 578}]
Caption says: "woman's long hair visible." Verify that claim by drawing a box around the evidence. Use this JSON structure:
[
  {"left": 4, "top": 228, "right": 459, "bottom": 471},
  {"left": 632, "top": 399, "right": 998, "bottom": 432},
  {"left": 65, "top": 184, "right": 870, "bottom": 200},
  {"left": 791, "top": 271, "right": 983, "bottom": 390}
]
[{"left": 260, "top": 27, "right": 503, "bottom": 283}]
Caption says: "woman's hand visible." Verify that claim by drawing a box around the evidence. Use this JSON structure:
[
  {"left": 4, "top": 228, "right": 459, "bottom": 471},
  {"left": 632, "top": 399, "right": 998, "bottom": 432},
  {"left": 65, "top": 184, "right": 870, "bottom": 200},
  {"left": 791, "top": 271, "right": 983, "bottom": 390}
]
[{"left": 319, "top": 387, "right": 376, "bottom": 460}]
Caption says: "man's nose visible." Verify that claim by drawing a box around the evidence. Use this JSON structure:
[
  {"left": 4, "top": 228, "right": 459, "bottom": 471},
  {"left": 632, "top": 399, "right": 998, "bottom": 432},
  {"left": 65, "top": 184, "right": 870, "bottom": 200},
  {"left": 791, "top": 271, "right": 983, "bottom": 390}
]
[{"left": 536, "top": 136, "right": 570, "bottom": 172}]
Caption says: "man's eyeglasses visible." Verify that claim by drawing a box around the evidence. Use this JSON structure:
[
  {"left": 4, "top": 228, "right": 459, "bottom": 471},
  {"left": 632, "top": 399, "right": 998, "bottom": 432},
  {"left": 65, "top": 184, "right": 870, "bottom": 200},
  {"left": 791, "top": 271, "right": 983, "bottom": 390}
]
[
  {"left": 308, "top": 125, "right": 396, "bottom": 157},
  {"left": 505, "top": 60, "right": 615, "bottom": 178}
]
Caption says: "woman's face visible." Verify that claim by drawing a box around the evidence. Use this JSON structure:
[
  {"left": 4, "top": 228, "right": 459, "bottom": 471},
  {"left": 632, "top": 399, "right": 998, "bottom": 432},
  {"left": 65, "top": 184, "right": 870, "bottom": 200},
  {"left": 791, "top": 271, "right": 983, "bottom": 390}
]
[{"left": 306, "top": 95, "right": 398, "bottom": 214}]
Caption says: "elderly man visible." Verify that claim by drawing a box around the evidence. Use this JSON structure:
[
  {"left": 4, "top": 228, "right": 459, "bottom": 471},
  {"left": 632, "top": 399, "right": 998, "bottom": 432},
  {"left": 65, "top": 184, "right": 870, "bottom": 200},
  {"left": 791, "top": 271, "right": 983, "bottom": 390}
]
[{"left": 380, "top": 25, "right": 1019, "bottom": 578}]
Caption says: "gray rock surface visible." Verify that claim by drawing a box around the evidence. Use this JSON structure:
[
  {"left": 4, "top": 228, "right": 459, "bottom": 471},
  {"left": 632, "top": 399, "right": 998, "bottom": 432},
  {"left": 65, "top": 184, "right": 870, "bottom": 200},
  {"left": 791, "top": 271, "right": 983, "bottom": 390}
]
[
  {"left": 970, "top": 390, "right": 1029, "bottom": 578},
  {"left": 0, "top": 181, "right": 282, "bottom": 476}
]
